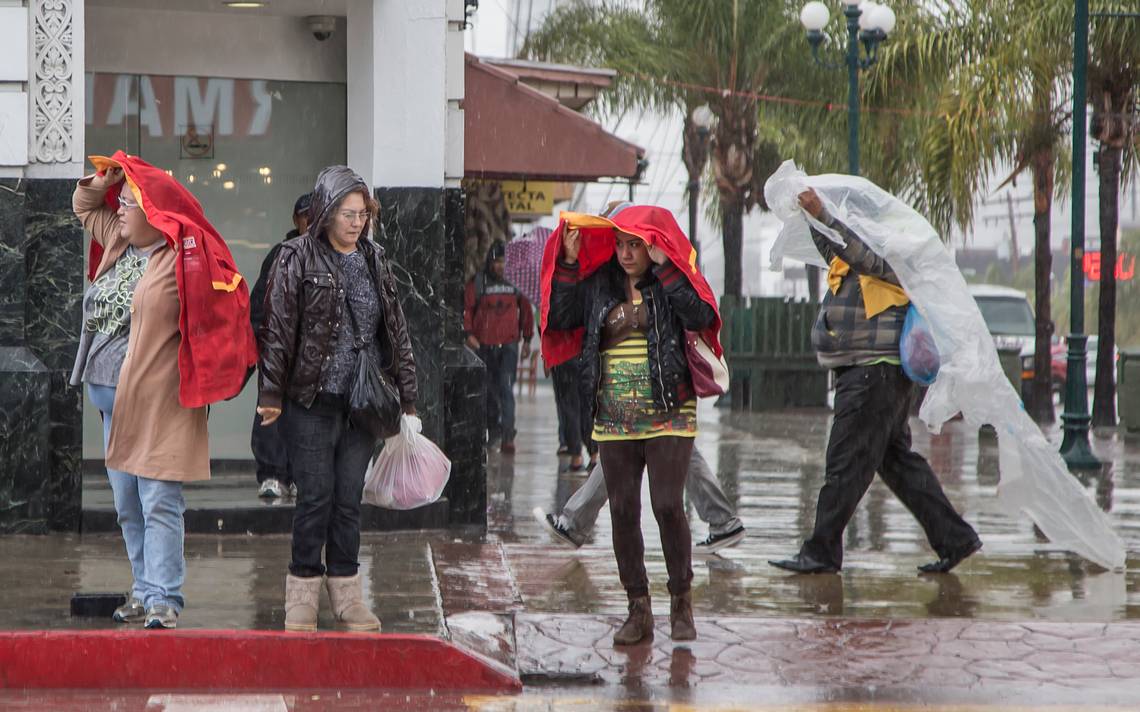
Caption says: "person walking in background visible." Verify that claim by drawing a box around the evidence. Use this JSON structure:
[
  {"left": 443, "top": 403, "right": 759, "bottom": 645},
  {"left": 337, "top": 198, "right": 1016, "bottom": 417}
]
[
  {"left": 258, "top": 166, "right": 417, "bottom": 633},
  {"left": 769, "top": 188, "right": 981, "bottom": 576},
  {"left": 543, "top": 203, "right": 722, "bottom": 645},
  {"left": 464, "top": 240, "right": 534, "bottom": 453},
  {"left": 72, "top": 153, "right": 257, "bottom": 630},
  {"left": 550, "top": 355, "right": 596, "bottom": 471},
  {"left": 534, "top": 447, "right": 745, "bottom": 552},
  {"left": 249, "top": 192, "right": 311, "bottom": 500}
]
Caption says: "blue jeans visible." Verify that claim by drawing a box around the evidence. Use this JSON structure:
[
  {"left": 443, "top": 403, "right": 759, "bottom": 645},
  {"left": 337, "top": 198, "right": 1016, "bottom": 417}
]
[
  {"left": 88, "top": 384, "right": 186, "bottom": 612},
  {"left": 479, "top": 342, "right": 519, "bottom": 441}
]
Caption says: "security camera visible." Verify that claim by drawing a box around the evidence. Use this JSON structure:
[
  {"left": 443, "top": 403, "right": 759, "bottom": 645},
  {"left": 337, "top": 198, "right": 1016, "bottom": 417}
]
[{"left": 306, "top": 15, "right": 336, "bottom": 41}]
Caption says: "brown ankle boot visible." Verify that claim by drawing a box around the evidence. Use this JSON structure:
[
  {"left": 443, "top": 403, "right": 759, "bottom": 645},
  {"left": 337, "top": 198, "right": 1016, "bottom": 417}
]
[
  {"left": 613, "top": 596, "right": 654, "bottom": 646},
  {"left": 670, "top": 591, "right": 696, "bottom": 641}
]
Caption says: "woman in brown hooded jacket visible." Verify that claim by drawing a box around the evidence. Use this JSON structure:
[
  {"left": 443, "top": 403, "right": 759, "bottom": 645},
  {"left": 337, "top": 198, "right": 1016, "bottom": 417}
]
[{"left": 257, "top": 166, "right": 417, "bottom": 632}]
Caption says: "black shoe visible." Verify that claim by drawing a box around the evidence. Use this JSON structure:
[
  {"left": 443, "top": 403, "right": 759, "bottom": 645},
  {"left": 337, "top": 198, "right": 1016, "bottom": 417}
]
[
  {"left": 918, "top": 538, "right": 982, "bottom": 574},
  {"left": 695, "top": 526, "right": 746, "bottom": 554},
  {"left": 768, "top": 552, "right": 838, "bottom": 574}
]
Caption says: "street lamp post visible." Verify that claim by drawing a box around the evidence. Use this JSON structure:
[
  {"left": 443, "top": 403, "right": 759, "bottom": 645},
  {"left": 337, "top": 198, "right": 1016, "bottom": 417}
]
[
  {"left": 800, "top": 1, "right": 893, "bottom": 303},
  {"left": 687, "top": 104, "right": 715, "bottom": 265},
  {"left": 799, "top": 0, "right": 896, "bottom": 177},
  {"left": 1059, "top": 0, "right": 1101, "bottom": 469}
]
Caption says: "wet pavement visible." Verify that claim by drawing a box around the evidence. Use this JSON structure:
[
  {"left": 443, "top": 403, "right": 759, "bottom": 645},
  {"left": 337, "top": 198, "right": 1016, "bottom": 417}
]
[{"left": 5, "top": 381, "right": 1140, "bottom": 706}]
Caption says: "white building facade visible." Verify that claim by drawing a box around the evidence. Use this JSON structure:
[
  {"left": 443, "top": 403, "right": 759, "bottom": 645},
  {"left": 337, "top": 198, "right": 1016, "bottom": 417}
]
[{"left": 0, "top": 0, "right": 482, "bottom": 531}]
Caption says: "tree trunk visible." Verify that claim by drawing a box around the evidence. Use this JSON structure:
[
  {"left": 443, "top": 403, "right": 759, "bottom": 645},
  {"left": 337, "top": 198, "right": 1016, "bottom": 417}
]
[
  {"left": 1028, "top": 154, "right": 1055, "bottom": 423},
  {"left": 688, "top": 183, "right": 701, "bottom": 263},
  {"left": 722, "top": 196, "right": 744, "bottom": 298},
  {"left": 710, "top": 97, "right": 757, "bottom": 299},
  {"left": 1092, "top": 144, "right": 1121, "bottom": 427}
]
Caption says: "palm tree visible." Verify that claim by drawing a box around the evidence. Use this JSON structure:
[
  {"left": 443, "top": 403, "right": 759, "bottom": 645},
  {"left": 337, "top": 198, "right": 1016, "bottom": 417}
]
[
  {"left": 1088, "top": 4, "right": 1140, "bottom": 427},
  {"left": 870, "top": 0, "right": 1073, "bottom": 424},
  {"left": 524, "top": 0, "right": 806, "bottom": 298}
]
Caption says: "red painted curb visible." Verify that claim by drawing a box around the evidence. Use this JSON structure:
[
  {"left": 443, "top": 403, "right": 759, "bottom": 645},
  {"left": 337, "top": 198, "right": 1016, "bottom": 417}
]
[{"left": 0, "top": 630, "right": 521, "bottom": 692}]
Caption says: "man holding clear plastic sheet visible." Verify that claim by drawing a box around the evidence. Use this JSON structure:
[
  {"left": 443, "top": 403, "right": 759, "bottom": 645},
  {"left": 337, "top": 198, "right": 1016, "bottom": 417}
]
[{"left": 769, "top": 188, "right": 981, "bottom": 575}]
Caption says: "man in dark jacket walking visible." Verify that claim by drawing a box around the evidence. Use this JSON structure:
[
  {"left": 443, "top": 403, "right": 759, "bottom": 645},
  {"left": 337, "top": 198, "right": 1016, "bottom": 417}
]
[
  {"left": 465, "top": 241, "right": 534, "bottom": 453},
  {"left": 770, "top": 188, "right": 981, "bottom": 575},
  {"left": 249, "top": 192, "right": 310, "bottom": 499}
]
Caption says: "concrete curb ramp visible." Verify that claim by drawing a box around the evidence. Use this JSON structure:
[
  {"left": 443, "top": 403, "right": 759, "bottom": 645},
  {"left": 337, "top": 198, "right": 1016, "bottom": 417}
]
[{"left": 0, "top": 630, "right": 521, "bottom": 692}]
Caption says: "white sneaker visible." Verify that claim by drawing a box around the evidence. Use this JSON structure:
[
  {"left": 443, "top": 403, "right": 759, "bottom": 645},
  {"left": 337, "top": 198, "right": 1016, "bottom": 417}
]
[
  {"left": 695, "top": 526, "right": 746, "bottom": 554},
  {"left": 258, "top": 478, "right": 284, "bottom": 499},
  {"left": 112, "top": 596, "right": 146, "bottom": 623},
  {"left": 532, "top": 507, "right": 583, "bottom": 549},
  {"left": 144, "top": 604, "right": 178, "bottom": 629}
]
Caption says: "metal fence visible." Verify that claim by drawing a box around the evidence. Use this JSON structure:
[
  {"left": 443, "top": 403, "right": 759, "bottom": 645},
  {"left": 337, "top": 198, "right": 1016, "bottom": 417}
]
[{"left": 721, "top": 296, "right": 828, "bottom": 410}]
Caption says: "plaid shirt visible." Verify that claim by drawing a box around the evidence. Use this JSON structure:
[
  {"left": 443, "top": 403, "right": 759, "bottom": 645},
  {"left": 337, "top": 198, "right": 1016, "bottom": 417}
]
[{"left": 809, "top": 213, "right": 906, "bottom": 369}]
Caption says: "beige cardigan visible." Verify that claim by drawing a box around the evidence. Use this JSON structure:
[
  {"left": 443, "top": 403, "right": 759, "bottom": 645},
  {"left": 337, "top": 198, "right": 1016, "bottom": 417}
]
[{"left": 74, "top": 178, "right": 210, "bottom": 482}]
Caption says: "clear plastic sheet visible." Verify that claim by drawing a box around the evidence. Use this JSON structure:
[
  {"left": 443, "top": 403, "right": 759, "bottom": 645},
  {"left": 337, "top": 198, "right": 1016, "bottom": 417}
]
[{"left": 764, "top": 160, "right": 1125, "bottom": 570}]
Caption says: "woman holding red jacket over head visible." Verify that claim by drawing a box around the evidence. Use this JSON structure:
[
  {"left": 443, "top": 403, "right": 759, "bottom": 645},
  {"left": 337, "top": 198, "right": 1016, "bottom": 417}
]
[
  {"left": 543, "top": 203, "right": 720, "bottom": 646},
  {"left": 72, "top": 152, "right": 257, "bottom": 630}
]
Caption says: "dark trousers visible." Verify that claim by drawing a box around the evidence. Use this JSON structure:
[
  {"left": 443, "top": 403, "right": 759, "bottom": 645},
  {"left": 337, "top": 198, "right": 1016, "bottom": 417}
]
[
  {"left": 599, "top": 436, "right": 694, "bottom": 600},
  {"left": 480, "top": 343, "right": 519, "bottom": 442},
  {"left": 551, "top": 360, "right": 596, "bottom": 456},
  {"left": 251, "top": 411, "right": 292, "bottom": 486},
  {"left": 801, "top": 364, "right": 978, "bottom": 569},
  {"left": 285, "top": 395, "right": 373, "bottom": 578}
]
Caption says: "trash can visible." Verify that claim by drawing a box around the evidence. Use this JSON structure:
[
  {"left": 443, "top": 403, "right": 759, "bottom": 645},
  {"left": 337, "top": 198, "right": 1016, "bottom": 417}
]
[
  {"left": 1118, "top": 348, "right": 1140, "bottom": 435},
  {"left": 997, "top": 346, "right": 1023, "bottom": 396}
]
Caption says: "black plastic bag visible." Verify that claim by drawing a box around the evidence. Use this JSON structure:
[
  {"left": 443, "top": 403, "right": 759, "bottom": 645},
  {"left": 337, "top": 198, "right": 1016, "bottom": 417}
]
[{"left": 349, "top": 347, "right": 401, "bottom": 440}]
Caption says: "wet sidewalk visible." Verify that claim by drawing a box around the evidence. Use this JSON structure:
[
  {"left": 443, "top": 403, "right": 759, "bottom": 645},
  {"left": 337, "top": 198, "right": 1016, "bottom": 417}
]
[{"left": 4, "top": 382, "right": 1140, "bottom": 706}]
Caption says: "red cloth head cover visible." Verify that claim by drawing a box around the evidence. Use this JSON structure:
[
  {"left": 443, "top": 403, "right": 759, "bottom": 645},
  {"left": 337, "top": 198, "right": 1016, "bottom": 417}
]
[
  {"left": 88, "top": 151, "right": 258, "bottom": 408},
  {"left": 539, "top": 203, "right": 722, "bottom": 367}
]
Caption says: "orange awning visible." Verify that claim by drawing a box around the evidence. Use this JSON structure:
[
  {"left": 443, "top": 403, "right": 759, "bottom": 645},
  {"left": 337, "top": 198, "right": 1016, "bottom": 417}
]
[{"left": 464, "top": 54, "right": 646, "bottom": 183}]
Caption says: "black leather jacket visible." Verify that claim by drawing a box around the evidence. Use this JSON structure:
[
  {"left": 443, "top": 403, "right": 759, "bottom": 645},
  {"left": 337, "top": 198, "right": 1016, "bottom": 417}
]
[
  {"left": 257, "top": 167, "right": 416, "bottom": 411},
  {"left": 548, "top": 257, "right": 716, "bottom": 416}
]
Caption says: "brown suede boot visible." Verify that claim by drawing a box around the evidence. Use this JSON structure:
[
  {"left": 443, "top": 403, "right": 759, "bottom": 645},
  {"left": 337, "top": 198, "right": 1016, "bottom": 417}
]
[
  {"left": 670, "top": 591, "right": 696, "bottom": 641},
  {"left": 326, "top": 574, "right": 381, "bottom": 632},
  {"left": 284, "top": 574, "right": 321, "bottom": 632},
  {"left": 613, "top": 596, "right": 654, "bottom": 646}
]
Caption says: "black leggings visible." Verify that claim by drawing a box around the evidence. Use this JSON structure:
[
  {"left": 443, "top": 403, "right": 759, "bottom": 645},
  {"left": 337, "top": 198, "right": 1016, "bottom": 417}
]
[{"left": 599, "top": 436, "right": 694, "bottom": 599}]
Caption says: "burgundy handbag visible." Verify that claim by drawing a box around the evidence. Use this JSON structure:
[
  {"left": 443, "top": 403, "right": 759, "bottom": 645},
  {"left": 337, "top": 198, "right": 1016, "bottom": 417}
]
[{"left": 685, "top": 331, "right": 729, "bottom": 398}]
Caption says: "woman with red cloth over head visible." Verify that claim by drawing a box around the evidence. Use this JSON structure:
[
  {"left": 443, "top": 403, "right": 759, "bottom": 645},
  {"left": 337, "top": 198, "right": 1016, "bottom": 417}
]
[
  {"left": 542, "top": 203, "right": 721, "bottom": 645},
  {"left": 71, "top": 152, "right": 257, "bottom": 630}
]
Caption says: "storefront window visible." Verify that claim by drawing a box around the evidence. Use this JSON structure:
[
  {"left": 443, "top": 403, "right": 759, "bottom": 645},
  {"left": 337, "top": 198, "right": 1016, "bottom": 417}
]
[{"left": 84, "top": 73, "right": 347, "bottom": 458}]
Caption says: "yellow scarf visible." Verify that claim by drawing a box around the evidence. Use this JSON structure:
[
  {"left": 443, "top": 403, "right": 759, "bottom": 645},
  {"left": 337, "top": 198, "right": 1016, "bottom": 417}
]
[{"left": 827, "top": 257, "right": 909, "bottom": 318}]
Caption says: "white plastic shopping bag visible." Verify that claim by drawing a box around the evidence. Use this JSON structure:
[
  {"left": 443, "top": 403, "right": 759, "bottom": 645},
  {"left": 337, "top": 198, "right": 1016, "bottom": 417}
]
[{"left": 362, "top": 414, "right": 451, "bottom": 510}]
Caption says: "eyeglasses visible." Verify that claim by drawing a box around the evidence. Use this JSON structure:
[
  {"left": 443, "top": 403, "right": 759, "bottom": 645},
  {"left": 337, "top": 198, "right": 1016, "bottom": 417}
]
[
  {"left": 338, "top": 210, "right": 370, "bottom": 224},
  {"left": 118, "top": 195, "right": 139, "bottom": 211}
]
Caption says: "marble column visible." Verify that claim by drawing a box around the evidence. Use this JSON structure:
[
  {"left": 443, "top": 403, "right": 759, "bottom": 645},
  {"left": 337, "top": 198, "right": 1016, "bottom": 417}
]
[
  {"left": 25, "top": 179, "right": 84, "bottom": 531},
  {"left": 0, "top": 180, "right": 53, "bottom": 533},
  {"left": 375, "top": 186, "right": 486, "bottom": 527}
]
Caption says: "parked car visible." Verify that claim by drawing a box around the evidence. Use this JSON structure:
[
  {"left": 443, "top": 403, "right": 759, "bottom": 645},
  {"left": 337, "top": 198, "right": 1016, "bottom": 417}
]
[
  {"left": 967, "top": 284, "right": 1036, "bottom": 356},
  {"left": 1051, "top": 334, "right": 1117, "bottom": 394},
  {"left": 966, "top": 285, "right": 1042, "bottom": 402}
]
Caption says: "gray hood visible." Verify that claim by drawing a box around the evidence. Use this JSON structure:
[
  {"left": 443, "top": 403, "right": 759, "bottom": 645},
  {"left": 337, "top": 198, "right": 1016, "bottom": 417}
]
[{"left": 308, "top": 165, "right": 373, "bottom": 243}]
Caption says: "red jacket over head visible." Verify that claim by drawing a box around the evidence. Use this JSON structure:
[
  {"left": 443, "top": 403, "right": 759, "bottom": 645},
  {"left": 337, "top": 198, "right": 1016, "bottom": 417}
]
[
  {"left": 88, "top": 151, "right": 258, "bottom": 408},
  {"left": 538, "top": 205, "right": 723, "bottom": 367}
]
